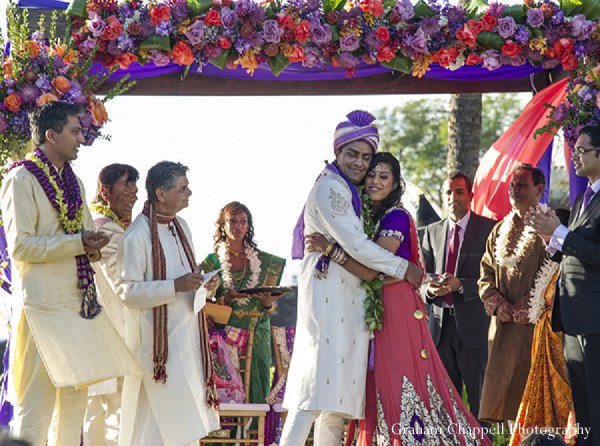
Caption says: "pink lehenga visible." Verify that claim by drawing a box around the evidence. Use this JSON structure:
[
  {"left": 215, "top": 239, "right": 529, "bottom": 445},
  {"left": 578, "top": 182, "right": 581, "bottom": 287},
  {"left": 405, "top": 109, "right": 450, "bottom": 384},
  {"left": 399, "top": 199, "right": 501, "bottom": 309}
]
[{"left": 350, "top": 208, "right": 492, "bottom": 446}]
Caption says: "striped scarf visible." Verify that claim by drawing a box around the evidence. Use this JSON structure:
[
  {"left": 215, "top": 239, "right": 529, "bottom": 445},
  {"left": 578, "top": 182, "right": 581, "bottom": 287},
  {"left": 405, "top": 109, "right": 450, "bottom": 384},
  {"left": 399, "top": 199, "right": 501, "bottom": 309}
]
[{"left": 142, "top": 201, "right": 219, "bottom": 408}]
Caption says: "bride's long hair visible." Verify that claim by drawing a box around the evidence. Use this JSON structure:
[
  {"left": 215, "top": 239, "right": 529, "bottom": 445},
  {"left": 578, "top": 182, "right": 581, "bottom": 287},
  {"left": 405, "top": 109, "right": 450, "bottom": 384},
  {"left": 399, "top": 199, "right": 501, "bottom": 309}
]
[{"left": 368, "top": 152, "right": 406, "bottom": 223}]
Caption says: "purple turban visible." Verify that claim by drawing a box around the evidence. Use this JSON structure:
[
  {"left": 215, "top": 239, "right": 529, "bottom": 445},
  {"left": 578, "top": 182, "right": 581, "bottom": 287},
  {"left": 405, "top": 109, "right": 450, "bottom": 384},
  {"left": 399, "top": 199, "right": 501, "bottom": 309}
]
[{"left": 333, "top": 110, "right": 379, "bottom": 153}]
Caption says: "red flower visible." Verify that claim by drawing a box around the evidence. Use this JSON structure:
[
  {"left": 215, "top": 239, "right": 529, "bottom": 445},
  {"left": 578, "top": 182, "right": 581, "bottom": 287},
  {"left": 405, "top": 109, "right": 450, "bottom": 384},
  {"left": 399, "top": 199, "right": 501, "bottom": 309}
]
[
  {"left": 276, "top": 13, "right": 294, "bottom": 29},
  {"left": 359, "top": 0, "right": 383, "bottom": 17},
  {"left": 101, "top": 16, "right": 123, "bottom": 41},
  {"left": 377, "top": 45, "right": 396, "bottom": 63},
  {"left": 465, "top": 52, "right": 483, "bottom": 66},
  {"left": 287, "top": 45, "right": 305, "bottom": 62},
  {"left": 553, "top": 38, "right": 573, "bottom": 58},
  {"left": 540, "top": 3, "right": 555, "bottom": 19},
  {"left": 116, "top": 52, "right": 138, "bottom": 70},
  {"left": 170, "top": 41, "right": 194, "bottom": 66},
  {"left": 204, "top": 10, "right": 222, "bottom": 27},
  {"left": 501, "top": 41, "right": 523, "bottom": 58},
  {"left": 560, "top": 53, "right": 578, "bottom": 71},
  {"left": 149, "top": 5, "right": 171, "bottom": 26},
  {"left": 456, "top": 25, "right": 476, "bottom": 47},
  {"left": 294, "top": 20, "right": 311, "bottom": 44},
  {"left": 482, "top": 12, "right": 497, "bottom": 31},
  {"left": 466, "top": 20, "right": 484, "bottom": 36},
  {"left": 217, "top": 37, "right": 231, "bottom": 49},
  {"left": 436, "top": 47, "right": 458, "bottom": 67},
  {"left": 127, "top": 22, "right": 142, "bottom": 36},
  {"left": 375, "top": 26, "right": 390, "bottom": 43},
  {"left": 3, "top": 93, "right": 21, "bottom": 113}
]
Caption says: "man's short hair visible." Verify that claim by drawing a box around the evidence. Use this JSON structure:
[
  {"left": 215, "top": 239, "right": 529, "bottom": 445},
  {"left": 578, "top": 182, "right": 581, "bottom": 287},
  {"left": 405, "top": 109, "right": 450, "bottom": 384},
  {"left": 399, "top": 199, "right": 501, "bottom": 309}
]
[
  {"left": 29, "top": 102, "right": 84, "bottom": 146},
  {"left": 146, "top": 161, "right": 189, "bottom": 203},
  {"left": 93, "top": 164, "right": 140, "bottom": 205},
  {"left": 447, "top": 171, "right": 473, "bottom": 194},
  {"left": 579, "top": 125, "right": 600, "bottom": 152},
  {"left": 512, "top": 163, "right": 545, "bottom": 187}
]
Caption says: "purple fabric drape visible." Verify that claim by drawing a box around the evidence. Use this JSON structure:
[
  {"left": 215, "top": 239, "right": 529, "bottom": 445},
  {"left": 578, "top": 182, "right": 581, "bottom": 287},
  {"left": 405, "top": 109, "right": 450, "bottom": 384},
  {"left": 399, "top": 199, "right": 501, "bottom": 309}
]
[
  {"left": 291, "top": 163, "right": 362, "bottom": 260},
  {"left": 536, "top": 141, "right": 553, "bottom": 206}
]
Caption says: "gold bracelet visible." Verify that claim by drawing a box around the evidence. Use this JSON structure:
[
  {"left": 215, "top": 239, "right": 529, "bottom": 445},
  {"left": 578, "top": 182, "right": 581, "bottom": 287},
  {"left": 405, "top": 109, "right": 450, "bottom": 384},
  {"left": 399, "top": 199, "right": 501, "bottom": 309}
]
[
  {"left": 263, "top": 302, "right": 278, "bottom": 314},
  {"left": 324, "top": 242, "right": 334, "bottom": 257}
]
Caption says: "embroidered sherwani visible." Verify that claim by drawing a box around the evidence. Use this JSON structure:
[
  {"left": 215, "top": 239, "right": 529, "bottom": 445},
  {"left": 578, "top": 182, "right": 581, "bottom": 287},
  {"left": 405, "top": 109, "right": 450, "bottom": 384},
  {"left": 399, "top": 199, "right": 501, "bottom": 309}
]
[
  {"left": 84, "top": 213, "right": 129, "bottom": 446},
  {"left": 116, "top": 214, "right": 220, "bottom": 446},
  {"left": 283, "top": 167, "right": 408, "bottom": 419},
  {"left": 478, "top": 212, "right": 548, "bottom": 422},
  {"left": 0, "top": 167, "right": 140, "bottom": 446}
]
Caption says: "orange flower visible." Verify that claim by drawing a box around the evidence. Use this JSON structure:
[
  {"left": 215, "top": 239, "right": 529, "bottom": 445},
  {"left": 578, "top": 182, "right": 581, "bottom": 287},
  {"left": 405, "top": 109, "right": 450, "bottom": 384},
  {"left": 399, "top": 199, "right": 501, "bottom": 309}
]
[
  {"left": 89, "top": 98, "right": 109, "bottom": 126},
  {"left": 377, "top": 45, "right": 396, "bottom": 63},
  {"left": 53, "top": 44, "right": 79, "bottom": 65},
  {"left": 170, "top": 41, "right": 194, "bottom": 66},
  {"left": 466, "top": 20, "right": 484, "bottom": 36},
  {"left": 294, "top": 20, "right": 311, "bottom": 44},
  {"left": 287, "top": 45, "right": 305, "bottom": 63},
  {"left": 3, "top": 93, "right": 21, "bottom": 113},
  {"left": 2, "top": 59, "right": 13, "bottom": 78},
  {"left": 36, "top": 93, "right": 59, "bottom": 106},
  {"left": 116, "top": 52, "right": 138, "bottom": 70},
  {"left": 150, "top": 5, "right": 171, "bottom": 26},
  {"left": 52, "top": 76, "right": 72, "bottom": 95},
  {"left": 25, "top": 40, "right": 40, "bottom": 57}
]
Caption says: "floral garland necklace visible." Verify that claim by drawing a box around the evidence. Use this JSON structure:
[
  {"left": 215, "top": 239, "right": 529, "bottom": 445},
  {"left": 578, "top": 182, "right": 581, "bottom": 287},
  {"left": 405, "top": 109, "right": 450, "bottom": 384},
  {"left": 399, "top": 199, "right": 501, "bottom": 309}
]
[
  {"left": 494, "top": 210, "right": 538, "bottom": 270},
  {"left": 527, "top": 259, "right": 559, "bottom": 324},
  {"left": 90, "top": 202, "right": 126, "bottom": 229},
  {"left": 216, "top": 241, "right": 261, "bottom": 306}
]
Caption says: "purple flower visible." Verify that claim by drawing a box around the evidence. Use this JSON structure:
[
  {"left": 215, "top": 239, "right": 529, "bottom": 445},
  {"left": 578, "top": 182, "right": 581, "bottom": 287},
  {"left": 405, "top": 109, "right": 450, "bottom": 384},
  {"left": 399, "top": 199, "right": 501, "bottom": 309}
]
[
  {"left": 185, "top": 20, "right": 205, "bottom": 46},
  {"left": 339, "top": 33, "right": 360, "bottom": 52},
  {"left": 79, "top": 38, "right": 97, "bottom": 56},
  {"left": 302, "top": 46, "right": 321, "bottom": 68},
  {"left": 203, "top": 45, "right": 223, "bottom": 60},
  {"left": 393, "top": 0, "right": 415, "bottom": 21},
  {"left": 149, "top": 50, "right": 171, "bottom": 67},
  {"left": 482, "top": 49, "right": 501, "bottom": 70},
  {"left": 552, "top": 103, "right": 569, "bottom": 122},
  {"left": 86, "top": 12, "right": 106, "bottom": 38},
  {"left": 63, "top": 89, "right": 87, "bottom": 106},
  {"left": 262, "top": 19, "right": 283, "bottom": 43},
  {"left": 446, "top": 6, "right": 465, "bottom": 26},
  {"left": 541, "top": 58, "right": 560, "bottom": 69},
  {"left": 170, "top": 0, "right": 188, "bottom": 22},
  {"left": 497, "top": 16, "right": 516, "bottom": 39},
  {"left": 406, "top": 29, "right": 428, "bottom": 54},
  {"left": 338, "top": 52, "right": 359, "bottom": 70},
  {"left": 364, "top": 32, "right": 380, "bottom": 51},
  {"left": 9, "top": 111, "right": 30, "bottom": 137},
  {"left": 155, "top": 21, "right": 173, "bottom": 37},
  {"left": 571, "top": 14, "right": 595, "bottom": 40},
  {"left": 526, "top": 8, "right": 544, "bottom": 28},
  {"left": 4, "top": 77, "right": 16, "bottom": 89},
  {"left": 550, "top": 10, "right": 564, "bottom": 25},
  {"left": 310, "top": 22, "right": 332, "bottom": 45},
  {"left": 488, "top": 3, "right": 505, "bottom": 17},
  {"left": 19, "top": 84, "right": 40, "bottom": 105},
  {"left": 119, "top": 4, "right": 134, "bottom": 19},
  {"left": 419, "top": 17, "right": 440, "bottom": 37},
  {"left": 117, "top": 34, "right": 135, "bottom": 52},
  {"left": 35, "top": 75, "right": 52, "bottom": 92},
  {"left": 106, "top": 41, "right": 121, "bottom": 57},
  {"left": 514, "top": 26, "right": 530, "bottom": 45},
  {"left": 221, "top": 8, "right": 239, "bottom": 30},
  {"left": 0, "top": 114, "right": 8, "bottom": 134}
]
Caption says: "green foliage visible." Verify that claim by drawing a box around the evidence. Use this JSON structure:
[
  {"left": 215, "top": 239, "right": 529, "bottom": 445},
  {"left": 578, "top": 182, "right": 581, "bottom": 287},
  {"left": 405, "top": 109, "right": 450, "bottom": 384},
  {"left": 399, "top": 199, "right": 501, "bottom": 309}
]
[
  {"left": 375, "top": 94, "right": 525, "bottom": 210},
  {"left": 268, "top": 54, "right": 291, "bottom": 77}
]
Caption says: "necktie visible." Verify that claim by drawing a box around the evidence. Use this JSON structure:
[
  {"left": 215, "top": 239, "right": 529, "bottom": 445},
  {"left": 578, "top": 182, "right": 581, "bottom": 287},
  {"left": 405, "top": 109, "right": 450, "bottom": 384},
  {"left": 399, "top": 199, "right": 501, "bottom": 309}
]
[
  {"left": 443, "top": 225, "right": 461, "bottom": 306},
  {"left": 582, "top": 186, "right": 595, "bottom": 212}
]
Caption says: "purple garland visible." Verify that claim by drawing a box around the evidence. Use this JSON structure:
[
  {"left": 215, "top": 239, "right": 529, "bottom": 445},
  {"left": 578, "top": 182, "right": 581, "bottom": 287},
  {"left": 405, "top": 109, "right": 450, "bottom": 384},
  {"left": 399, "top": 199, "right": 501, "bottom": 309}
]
[{"left": 9, "top": 149, "right": 101, "bottom": 319}]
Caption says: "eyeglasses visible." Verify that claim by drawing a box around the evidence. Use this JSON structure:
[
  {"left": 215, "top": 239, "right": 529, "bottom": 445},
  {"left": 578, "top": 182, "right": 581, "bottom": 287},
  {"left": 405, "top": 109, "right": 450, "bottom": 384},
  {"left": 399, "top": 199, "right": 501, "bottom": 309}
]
[{"left": 573, "top": 146, "right": 599, "bottom": 156}]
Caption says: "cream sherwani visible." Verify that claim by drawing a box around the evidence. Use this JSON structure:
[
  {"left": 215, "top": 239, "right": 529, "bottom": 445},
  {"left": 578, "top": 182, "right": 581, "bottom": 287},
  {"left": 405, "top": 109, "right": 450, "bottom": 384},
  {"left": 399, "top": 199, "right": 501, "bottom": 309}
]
[
  {"left": 283, "top": 167, "right": 408, "bottom": 421},
  {"left": 0, "top": 167, "right": 141, "bottom": 446},
  {"left": 84, "top": 214, "right": 129, "bottom": 446},
  {"left": 116, "top": 214, "right": 220, "bottom": 446}
]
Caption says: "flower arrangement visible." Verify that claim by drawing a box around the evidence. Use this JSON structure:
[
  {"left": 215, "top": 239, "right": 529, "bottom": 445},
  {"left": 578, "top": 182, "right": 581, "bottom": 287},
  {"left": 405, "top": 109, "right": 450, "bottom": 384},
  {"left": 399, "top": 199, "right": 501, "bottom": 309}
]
[
  {"left": 536, "top": 56, "right": 600, "bottom": 147},
  {"left": 0, "top": 5, "right": 134, "bottom": 163},
  {"left": 67, "top": 0, "right": 599, "bottom": 79}
]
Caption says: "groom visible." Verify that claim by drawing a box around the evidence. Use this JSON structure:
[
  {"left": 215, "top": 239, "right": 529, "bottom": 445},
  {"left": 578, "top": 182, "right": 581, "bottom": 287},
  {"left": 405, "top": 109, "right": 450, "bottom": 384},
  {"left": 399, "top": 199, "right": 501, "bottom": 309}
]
[{"left": 281, "top": 111, "right": 422, "bottom": 446}]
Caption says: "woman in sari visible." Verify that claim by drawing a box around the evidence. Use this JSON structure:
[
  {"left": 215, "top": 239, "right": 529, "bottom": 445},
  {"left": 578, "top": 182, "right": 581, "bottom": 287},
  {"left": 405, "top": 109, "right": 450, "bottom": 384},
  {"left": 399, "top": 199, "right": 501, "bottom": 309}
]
[
  {"left": 306, "top": 153, "right": 491, "bottom": 446},
  {"left": 202, "top": 201, "right": 285, "bottom": 404}
]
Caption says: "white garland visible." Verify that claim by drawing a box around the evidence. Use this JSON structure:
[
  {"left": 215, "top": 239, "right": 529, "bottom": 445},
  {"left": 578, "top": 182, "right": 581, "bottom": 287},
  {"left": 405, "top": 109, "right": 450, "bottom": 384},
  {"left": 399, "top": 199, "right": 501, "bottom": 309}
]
[
  {"left": 494, "top": 210, "right": 539, "bottom": 269},
  {"left": 527, "top": 259, "right": 559, "bottom": 324},
  {"left": 217, "top": 241, "right": 261, "bottom": 306}
]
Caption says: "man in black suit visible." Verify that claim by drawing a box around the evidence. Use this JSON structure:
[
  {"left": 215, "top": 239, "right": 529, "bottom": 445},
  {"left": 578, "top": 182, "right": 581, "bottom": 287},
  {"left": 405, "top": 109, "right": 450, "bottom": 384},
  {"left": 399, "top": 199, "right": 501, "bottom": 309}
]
[
  {"left": 421, "top": 172, "right": 496, "bottom": 421},
  {"left": 527, "top": 126, "right": 600, "bottom": 446}
]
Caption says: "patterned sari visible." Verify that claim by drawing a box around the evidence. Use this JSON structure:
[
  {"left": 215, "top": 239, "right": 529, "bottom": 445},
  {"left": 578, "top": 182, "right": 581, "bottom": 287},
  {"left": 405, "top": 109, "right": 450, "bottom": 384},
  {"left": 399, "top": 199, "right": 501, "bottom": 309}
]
[{"left": 202, "top": 250, "right": 285, "bottom": 403}]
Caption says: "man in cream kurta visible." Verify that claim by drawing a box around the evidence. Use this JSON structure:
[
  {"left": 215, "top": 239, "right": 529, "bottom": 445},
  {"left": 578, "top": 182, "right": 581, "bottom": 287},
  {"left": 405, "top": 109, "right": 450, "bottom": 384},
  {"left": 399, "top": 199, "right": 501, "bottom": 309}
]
[
  {"left": 282, "top": 111, "right": 421, "bottom": 446},
  {"left": 84, "top": 163, "right": 140, "bottom": 446},
  {"left": 117, "top": 161, "right": 219, "bottom": 446},
  {"left": 0, "top": 102, "right": 140, "bottom": 446}
]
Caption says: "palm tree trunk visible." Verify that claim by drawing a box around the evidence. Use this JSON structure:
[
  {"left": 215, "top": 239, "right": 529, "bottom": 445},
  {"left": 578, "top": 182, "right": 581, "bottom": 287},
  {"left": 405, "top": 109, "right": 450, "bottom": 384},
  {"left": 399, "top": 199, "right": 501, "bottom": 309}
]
[{"left": 447, "top": 93, "right": 482, "bottom": 180}]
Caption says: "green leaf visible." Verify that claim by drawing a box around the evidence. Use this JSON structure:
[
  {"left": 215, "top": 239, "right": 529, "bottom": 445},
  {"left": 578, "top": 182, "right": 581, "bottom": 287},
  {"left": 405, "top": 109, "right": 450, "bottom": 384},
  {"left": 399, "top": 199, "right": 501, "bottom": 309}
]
[
  {"left": 265, "top": 0, "right": 281, "bottom": 19},
  {"left": 502, "top": 4, "right": 525, "bottom": 21},
  {"left": 268, "top": 54, "right": 290, "bottom": 77},
  {"left": 530, "top": 27, "right": 543, "bottom": 38},
  {"left": 323, "top": 0, "right": 346, "bottom": 13},
  {"left": 66, "top": 0, "right": 87, "bottom": 17},
  {"left": 381, "top": 55, "right": 412, "bottom": 74},
  {"left": 559, "top": 0, "right": 583, "bottom": 16},
  {"left": 210, "top": 49, "right": 230, "bottom": 70},
  {"left": 140, "top": 36, "right": 172, "bottom": 51},
  {"left": 465, "top": 0, "right": 489, "bottom": 19},
  {"left": 330, "top": 25, "right": 340, "bottom": 42},
  {"left": 414, "top": 0, "right": 436, "bottom": 17},
  {"left": 187, "top": 0, "right": 214, "bottom": 16},
  {"left": 476, "top": 31, "right": 503, "bottom": 51},
  {"left": 580, "top": 0, "right": 600, "bottom": 19},
  {"left": 383, "top": 0, "right": 397, "bottom": 10}
]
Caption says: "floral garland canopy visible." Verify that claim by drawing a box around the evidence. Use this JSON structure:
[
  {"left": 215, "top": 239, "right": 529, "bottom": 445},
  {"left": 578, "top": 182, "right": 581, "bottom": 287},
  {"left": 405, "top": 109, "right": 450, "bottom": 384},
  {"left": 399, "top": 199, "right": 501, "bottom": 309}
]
[{"left": 0, "top": 0, "right": 599, "bottom": 156}]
